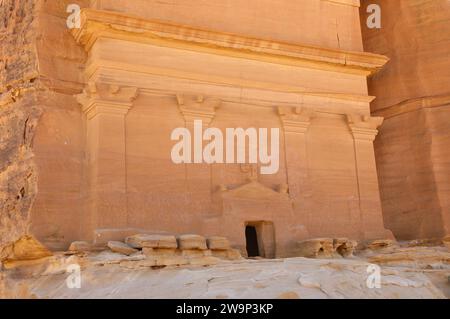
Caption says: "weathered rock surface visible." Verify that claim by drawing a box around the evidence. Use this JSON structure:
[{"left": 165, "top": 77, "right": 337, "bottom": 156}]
[
  {"left": 3, "top": 254, "right": 446, "bottom": 299},
  {"left": 296, "top": 238, "right": 358, "bottom": 258},
  {"left": 178, "top": 235, "right": 207, "bottom": 250},
  {"left": 334, "top": 238, "right": 357, "bottom": 257},
  {"left": 365, "top": 239, "right": 397, "bottom": 251},
  {"left": 126, "top": 234, "right": 177, "bottom": 249},
  {"left": 207, "top": 237, "right": 231, "bottom": 250},
  {"left": 1, "top": 236, "right": 52, "bottom": 269},
  {"left": 181, "top": 249, "right": 212, "bottom": 257},
  {"left": 0, "top": 0, "right": 42, "bottom": 260},
  {"left": 296, "top": 239, "right": 333, "bottom": 258},
  {"left": 443, "top": 236, "right": 450, "bottom": 251},
  {"left": 142, "top": 248, "right": 178, "bottom": 257},
  {"left": 107, "top": 241, "right": 138, "bottom": 256},
  {"left": 68, "top": 241, "right": 93, "bottom": 253},
  {"left": 361, "top": 246, "right": 450, "bottom": 269},
  {"left": 87, "top": 251, "right": 145, "bottom": 266}
]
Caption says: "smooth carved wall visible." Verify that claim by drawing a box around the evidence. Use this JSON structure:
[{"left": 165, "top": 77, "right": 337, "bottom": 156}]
[
  {"left": 124, "top": 94, "right": 380, "bottom": 257},
  {"left": 29, "top": 0, "right": 89, "bottom": 250},
  {"left": 28, "top": 1, "right": 392, "bottom": 254}
]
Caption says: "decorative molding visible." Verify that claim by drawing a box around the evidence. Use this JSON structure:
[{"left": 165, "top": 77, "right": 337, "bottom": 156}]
[
  {"left": 323, "top": 0, "right": 360, "bottom": 7},
  {"left": 72, "top": 9, "right": 388, "bottom": 76},
  {"left": 176, "top": 94, "right": 221, "bottom": 126},
  {"left": 77, "top": 82, "right": 139, "bottom": 119},
  {"left": 278, "top": 106, "right": 316, "bottom": 134},
  {"left": 373, "top": 93, "right": 450, "bottom": 119},
  {"left": 347, "top": 114, "right": 384, "bottom": 141}
]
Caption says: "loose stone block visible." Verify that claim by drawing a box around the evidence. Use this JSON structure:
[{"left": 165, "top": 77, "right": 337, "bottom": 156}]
[
  {"left": 207, "top": 237, "right": 231, "bottom": 250},
  {"left": 68, "top": 241, "right": 93, "bottom": 253},
  {"left": 125, "top": 234, "right": 178, "bottom": 249},
  {"left": 107, "top": 241, "right": 138, "bottom": 256},
  {"left": 178, "top": 234, "right": 207, "bottom": 250}
]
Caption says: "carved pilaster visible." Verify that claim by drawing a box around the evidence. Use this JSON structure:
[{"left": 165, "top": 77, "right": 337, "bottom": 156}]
[
  {"left": 278, "top": 106, "right": 315, "bottom": 221},
  {"left": 176, "top": 94, "right": 221, "bottom": 218},
  {"left": 176, "top": 94, "right": 221, "bottom": 127},
  {"left": 346, "top": 114, "right": 389, "bottom": 239},
  {"left": 278, "top": 106, "right": 315, "bottom": 134},
  {"left": 347, "top": 114, "right": 383, "bottom": 141},
  {"left": 77, "top": 82, "right": 139, "bottom": 237},
  {"left": 77, "top": 82, "right": 139, "bottom": 119}
]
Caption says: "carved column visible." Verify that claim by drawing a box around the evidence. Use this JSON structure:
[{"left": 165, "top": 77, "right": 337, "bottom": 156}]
[
  {"left": 278, "top": 106, "right": 315, "bottom": 212},
  {"left": 78, "top": 82, "right": 138, "bottom": 237},
  {"left": 347, "top": 114, "right": 390, "bottom": 239},
  {"left": 176, "top": 94, "right": 221, "bottom": 216}
]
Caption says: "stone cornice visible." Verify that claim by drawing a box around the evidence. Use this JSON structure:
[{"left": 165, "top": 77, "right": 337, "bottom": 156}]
[
  {"left": 324, "top": 0, "right": 360, "bottom": 7},
  {"left": 72, "top": 9, "right": 388, "bottom": 76}
]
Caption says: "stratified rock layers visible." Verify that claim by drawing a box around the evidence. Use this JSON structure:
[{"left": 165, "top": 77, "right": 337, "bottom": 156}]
[{"left": 361, "top": 0, "right": 450, "bottom": 240}]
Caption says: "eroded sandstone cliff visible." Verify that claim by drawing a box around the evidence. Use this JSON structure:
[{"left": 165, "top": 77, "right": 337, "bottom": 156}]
[
  {"left": 361, "top": 0, "right": 450, "bottom": 240},
  {"left": 0, "top": 0, "right": 41, "bottom": 259}
]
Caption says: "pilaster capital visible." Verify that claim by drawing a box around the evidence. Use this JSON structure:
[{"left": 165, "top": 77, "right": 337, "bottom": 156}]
[
  {"left": 278, "top": 106, "right": 316, "bottom": 134},
  {"left": 346, "top": 114, "right": 384, "bottom": 141},
  {"left": 77, "top": 82, "right": 139, "bottom": 119},
  {"left": 176, "top": 94, "right": 221, "bottom": 126}
]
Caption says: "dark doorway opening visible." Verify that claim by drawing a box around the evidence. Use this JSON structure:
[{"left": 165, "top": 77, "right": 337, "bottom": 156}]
[{"left": 245, "top": 225, "right": 260, "bottom": 257}]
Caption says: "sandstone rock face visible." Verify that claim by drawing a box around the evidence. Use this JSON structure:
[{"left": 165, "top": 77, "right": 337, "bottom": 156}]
[
  {"left": 333, "top": 238, "right": 358, "bottom": 257},
  {"left": 107, "top": 241, "right": 138, "bottom": 256},
  {"left": 207, "top": 237, "right": 231, "bottom": 250},
  {"left": 211, "top": 249, "right": 242, "bottom": 261},
  {"left": 68, "top": 241, "right": 93, "bottom": 253},
  {"left": 296, "top": 238, "right": 358, "bottom": 258},
  {"left": 106, "top": 234, "right": 240, "bottom": 267},
  {"left": 3, "top": 0, "right": 391, "bottom": 254},
  {"left": 297, "top": 238, "right": 335, "bottom": 258},
  {"left": 178, "top": 235, "right": 207, "bottom": 250},
  {"left": 365, "top": 239, "right": 396, "bottom": 251},
  {"left": 5, "top": 253, "right": 447, "bottom": 299},
  {"left": 361, "top": 0, "right": 450, "bottom": 240},
  {"left": 0, "top": 236, "right": 52, "bottom": 269},
  {"left": 126, "top": 234, "right": 178, "bottom": 249},
  {"left": 444, "top": 237, "right": 450, "bottom": 251},
  {"left": 0, "top": 0, "right": 41, "bottom": 259}
]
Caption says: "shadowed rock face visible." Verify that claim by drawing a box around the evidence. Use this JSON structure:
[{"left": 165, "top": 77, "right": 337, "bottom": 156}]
[
  {"left": 360, "top": 0, "right": 450, "bottom": 240},
  {"left": 0, "top": 0, "right": 41, "bottom": 257}
]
